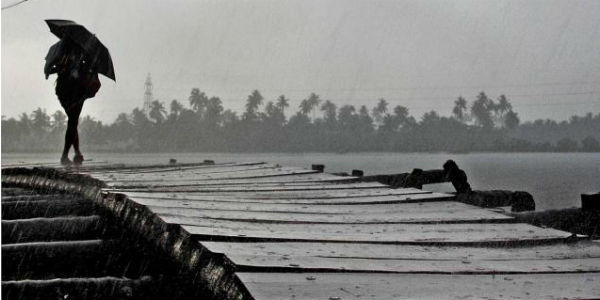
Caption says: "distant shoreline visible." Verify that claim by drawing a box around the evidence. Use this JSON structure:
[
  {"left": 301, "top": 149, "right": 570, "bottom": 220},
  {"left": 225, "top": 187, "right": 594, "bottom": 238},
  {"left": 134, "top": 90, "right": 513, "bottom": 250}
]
[
  {"left": 3, "top": 93, "right": 599, "bottom": 154},
  {"left": 2, "top": 150, "right": 599, "bottom": 154}
]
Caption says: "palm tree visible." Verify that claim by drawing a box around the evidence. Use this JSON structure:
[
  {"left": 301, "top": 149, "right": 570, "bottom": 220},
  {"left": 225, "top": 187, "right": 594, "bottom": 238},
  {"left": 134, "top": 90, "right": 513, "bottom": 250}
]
[
  {"left": 495, "top": 95, "right": 512, "bottom": 127},
  {"left": 189, "top": 88, "right": 208, "bottom": 115},
  {"left": 452, "top": 96, "right": 468, "bottom": 123},
  {"left": 393, "top": 105, "right": 409, "bottom": 124},
  {"left": 320, "top": 100, "right": 337, "bottom": 125},
  {"left": 169, "top": 99, "right": 184, "bottom": 120},
  {"left": 205, "top": 97, "right": 224, "bottom": 127},
  {"left": 263, "top": 98, "right": 285, "bottom": 126},
  {"left": 30, "top": 108, "right": 51, "bottom": 133},
  {"left": 496, "top": 95, "right": 511, "bottom": 115},
  {"left": 421, "top": 110, "right": 441, "bottom": 124},
  {"left": 111, "top": 113, "right": 133, "bottom": 142},
  {"left": 298, "top": 93, "right": 321, "bottom": 119},
  {"left": 299, "top": 99, "right": 312, "bottom": 116},
  {"left": 263, "top": 101, "right": 277, "bottom": 124},
  {"left": 307, "top": 93, "right": 321, "bottom": 119},
  {"left": 131, "top": 108, "right": 149, "bottom": 127},
  {"left": 51, "top": 110, "right": 67, "bottom": 132},
  {"left": 471, "top": 92, "right": 494, "bottom": 128},
  {"left": 337, "top": 105, "right": 356, "bottom": 128},
  {"left": 358, "top": 105, "right": 374, "bottom": 133},
  {"left": 221, "top": 109, "right": 239, "bottom": 126},
  {"left": 243, "top": 90, "right": 264, "bottom": 122},
  {"left": 504, "top": 110, "right": 520, "bottom": 129},
  {"left": 264, "top": 101, "right": 277, "bottom": 117},
  {"left": 372, "top": 98, "right": 388, "bottom": 126},
  {"left": 149, "top": 100, "right": 167, "bottom": 124},
  {"left": 275, "top": 95, "right": 289, "bottom": 114},
  {"left": 18, "top": 112, "right": 32, "bottom": 135},
  {"left": 115, "top": 113, "right": 130, "bottom": 125}
]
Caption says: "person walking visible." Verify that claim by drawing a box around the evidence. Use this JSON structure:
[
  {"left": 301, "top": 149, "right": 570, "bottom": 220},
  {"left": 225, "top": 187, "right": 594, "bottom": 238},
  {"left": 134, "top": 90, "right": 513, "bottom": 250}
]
[
  {"left": 47, "top": 39, "right": 100, "bottom": 165},
  {"left": 44, "top": 20, "right": 115, "bottom": 165}
]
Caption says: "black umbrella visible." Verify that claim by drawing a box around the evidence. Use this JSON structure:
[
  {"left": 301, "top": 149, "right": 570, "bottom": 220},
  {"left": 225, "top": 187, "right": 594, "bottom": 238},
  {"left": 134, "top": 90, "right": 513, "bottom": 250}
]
[
  {"left": 44, "top": 40, "right": 64, "bottom": 79},
  {"left": 45, "top": 19, "right": 115, "bottom": 81}
]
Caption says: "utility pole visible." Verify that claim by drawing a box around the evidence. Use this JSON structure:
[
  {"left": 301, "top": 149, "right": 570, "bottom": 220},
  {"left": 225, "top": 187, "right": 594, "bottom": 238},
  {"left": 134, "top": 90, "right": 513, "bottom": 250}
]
[{"left": 143, "top": 73, "right": 153, "bottom": 117}]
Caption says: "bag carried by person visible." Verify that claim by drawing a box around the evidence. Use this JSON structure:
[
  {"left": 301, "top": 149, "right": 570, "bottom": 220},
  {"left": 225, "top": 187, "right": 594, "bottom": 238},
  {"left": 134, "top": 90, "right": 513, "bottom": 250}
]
[{"left": 81, "top": 71, "right": 101, "bottom": 98}]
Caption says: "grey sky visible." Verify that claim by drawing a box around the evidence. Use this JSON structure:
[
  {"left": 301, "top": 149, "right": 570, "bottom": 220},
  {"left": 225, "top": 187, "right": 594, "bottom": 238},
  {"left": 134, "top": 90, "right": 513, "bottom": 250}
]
[{"left": 2, "top": 0, "right": 599, "bottom": 123}]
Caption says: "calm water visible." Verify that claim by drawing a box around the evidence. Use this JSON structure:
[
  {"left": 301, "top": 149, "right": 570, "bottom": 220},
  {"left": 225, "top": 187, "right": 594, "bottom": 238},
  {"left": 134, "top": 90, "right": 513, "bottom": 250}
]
[{"left": 2, "top": 152, "right": 598, "bottom": 211}]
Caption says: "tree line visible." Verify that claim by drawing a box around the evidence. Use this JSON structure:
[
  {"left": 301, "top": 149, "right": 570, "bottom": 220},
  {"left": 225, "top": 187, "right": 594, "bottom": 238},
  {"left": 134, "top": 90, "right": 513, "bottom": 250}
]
[{"left": 2, "top": 90, "right": 599, "bottom": 153}]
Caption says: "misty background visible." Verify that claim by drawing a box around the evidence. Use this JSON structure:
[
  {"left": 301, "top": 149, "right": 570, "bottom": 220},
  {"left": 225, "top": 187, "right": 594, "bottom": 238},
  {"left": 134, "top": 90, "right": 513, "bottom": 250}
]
[
  {"left": 2, "top": 0, "right": 600, "bottom": 124},
  {"left": 2, "top": 0, "right": 599, "bottom": 211}
]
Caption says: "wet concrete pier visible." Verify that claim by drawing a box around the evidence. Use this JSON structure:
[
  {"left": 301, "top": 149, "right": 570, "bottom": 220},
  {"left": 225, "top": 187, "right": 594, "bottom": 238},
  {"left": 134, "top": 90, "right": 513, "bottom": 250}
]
[{"left": 2, "top": 160, "right": 599, "bottom": 299}]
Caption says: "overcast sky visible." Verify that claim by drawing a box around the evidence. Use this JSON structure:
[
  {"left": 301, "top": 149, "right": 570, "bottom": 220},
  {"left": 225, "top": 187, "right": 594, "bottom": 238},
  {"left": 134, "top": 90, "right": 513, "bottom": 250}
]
[{"left": 2, "top": 0, "right": 599, "bottom": 123}]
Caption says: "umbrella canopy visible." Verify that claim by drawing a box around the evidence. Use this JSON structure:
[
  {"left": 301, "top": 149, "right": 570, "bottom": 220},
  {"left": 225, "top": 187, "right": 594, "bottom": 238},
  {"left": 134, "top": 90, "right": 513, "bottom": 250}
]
[
  {"left": 44, "top": 40, "right": 63, "bottom": 79},
  {"left": 45, "top": 19, "right": 115, "bottom": 81}
]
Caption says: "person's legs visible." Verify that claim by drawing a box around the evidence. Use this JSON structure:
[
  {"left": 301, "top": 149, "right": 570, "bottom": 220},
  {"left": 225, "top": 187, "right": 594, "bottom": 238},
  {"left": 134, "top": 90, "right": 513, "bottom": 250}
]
[
  {"left": 72, "top": 117, "right": 82, "bottom": 157},
  {"left": 73, "top": 129, "right": 84, "bottom": 164},
  {"left": 62, "top": 100, "right": 84, "bottom": 165},
  {"left": 60, "top": 134, "right": 72, "bottom": 165},
  {"left": 61, "top": 116, "right": 75, "bottom": 164}
]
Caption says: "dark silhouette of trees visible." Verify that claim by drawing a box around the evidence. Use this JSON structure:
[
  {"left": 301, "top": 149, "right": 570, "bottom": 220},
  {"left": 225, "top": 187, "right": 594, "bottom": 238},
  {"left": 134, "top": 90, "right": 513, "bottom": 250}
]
[
  {"left": 495, "top": 95, "right": 517, "bottom": 129},
  {"left": 393, "top": 105, "right": 411, "bottom": 127},
  {"left": 31, "top": 108, "right": 51, "bottom": 133},
  {"left": 189, "top": 88, "right": 208, "bottom": 115},
  {"left": 243, "top": 90, "right": 264, "bottom": 122},
  {"left": 306, "top": 93, "right": 321, "bottom": 120},
  {"left": 372, "top": 99, "right": 388, "bottom": 127},
  {"left": 2, "top": 115, "right": 22, "bottom": 149},
  {"left": 504, "top": 110, "right": 520, "bottom": 129},
  {"left": 2, "top": 90, "right": 599, "bottom": 153},
  {"left": 452, "top": 96, "right": 468, "bottom": 124},
  {"left": 149, "top": 100, "right": 167, "bottom": 124},
  {"left": 264, "top": 100, "right": 285, "bottom": 127},
  {"left": 556, "top": 137, "right": 579, "bottom": 152},
  {"left": 108, "top": 113, "right": 134, "bottom": 148},
  {"left": 205, "top": 97, "right": 224, "bottom": 128},
  {"left": 320, "top": 100, "right": 337, "bottom": 129},
  {"left": 276, "top": 95, "right": 289, "bottom": 116},
  {"left": 51, "top": 111, "right": 67, "bottom": 131},
  {"left": 169, "top": 99, "right": 184, "bottom": 121},
  {"left": 337, "top": 105, "right": 356, "bottom": 128},
  {"left": 471, "top": 92, "right": 495, "bottom": 128},
  {"left": 581, "top": 136, "right": 600, "bottom": 152}
]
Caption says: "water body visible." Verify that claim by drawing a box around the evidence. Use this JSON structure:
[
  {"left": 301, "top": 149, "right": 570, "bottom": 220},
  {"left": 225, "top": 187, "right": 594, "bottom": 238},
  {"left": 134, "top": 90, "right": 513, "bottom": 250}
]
[{"left": 2, "top": 152, "right": 598, "bottom": 211}]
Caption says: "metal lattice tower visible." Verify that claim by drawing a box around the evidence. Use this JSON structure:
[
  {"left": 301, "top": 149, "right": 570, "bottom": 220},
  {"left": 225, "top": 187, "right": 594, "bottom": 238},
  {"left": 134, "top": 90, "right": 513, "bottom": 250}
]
[{"left": 143, "top": 73, "right": 153, "bottom": 116}]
